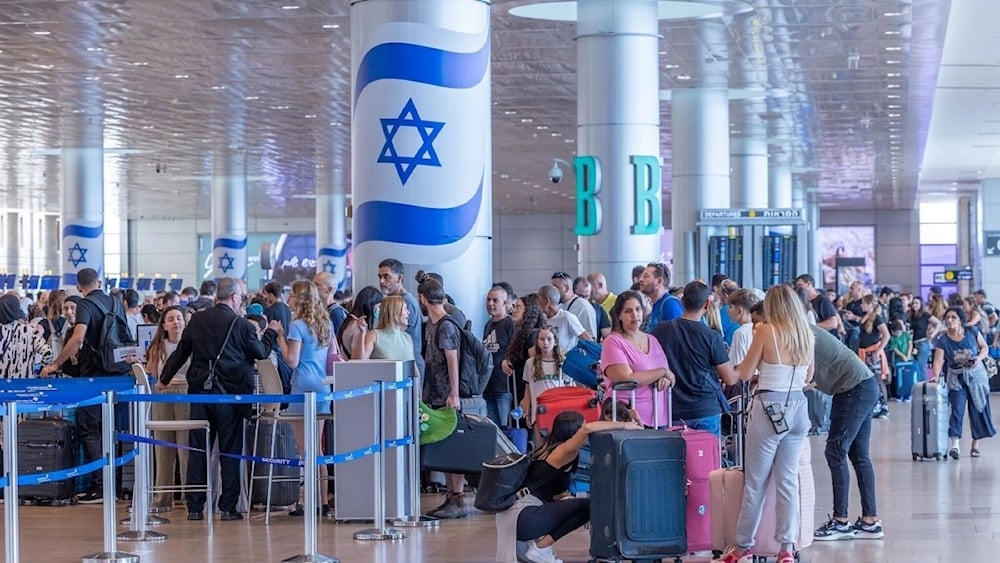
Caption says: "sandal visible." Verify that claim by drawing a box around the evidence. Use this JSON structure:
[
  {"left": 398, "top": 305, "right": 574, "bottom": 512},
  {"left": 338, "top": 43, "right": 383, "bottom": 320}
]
[
  {"left": 971, "top": 448, "right": 982, "bottom": 457},
  {"left": 777, "top": 550, "right": 795, "bottom": 563}
]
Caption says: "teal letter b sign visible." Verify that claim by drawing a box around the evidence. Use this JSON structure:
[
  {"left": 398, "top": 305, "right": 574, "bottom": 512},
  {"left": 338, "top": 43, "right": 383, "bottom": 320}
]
[
  {"left": 575, "top": 155, "right": 602, "bottom": 236},
  {"left": 630, "top": 155, "right": 661, "bottom": 235}
]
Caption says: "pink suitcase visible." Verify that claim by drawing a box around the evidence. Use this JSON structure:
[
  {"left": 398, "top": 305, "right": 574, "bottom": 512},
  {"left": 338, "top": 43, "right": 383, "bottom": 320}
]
[
  {"left": 637, "top": 384, "right": 720, "bottom": 554},
  {"left": 710, "top": 439, "right": 815, "bottom": 556}
]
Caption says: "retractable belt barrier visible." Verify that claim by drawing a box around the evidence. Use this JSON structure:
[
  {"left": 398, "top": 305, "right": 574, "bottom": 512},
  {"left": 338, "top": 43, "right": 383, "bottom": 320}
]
[{"left": 0, "top": 375, "right": 416, "bottom": 563}]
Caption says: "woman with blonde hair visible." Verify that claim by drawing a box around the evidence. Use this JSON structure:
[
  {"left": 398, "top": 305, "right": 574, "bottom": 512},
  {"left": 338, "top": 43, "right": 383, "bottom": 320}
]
[
  {"left": 269, "top": 280, "right": 334, "bottom": 516},
  {"left": 353, "top": 295, "right": 414, "bottom": 362},
  {"left": 718, "top": 285, "right": 814, "bottom": 563}
]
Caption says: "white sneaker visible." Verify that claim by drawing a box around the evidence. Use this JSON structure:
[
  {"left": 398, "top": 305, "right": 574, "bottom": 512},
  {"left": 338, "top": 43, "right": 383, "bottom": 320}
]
[{"left": 523, "top": 541, "right": 563, "bottom": 563}]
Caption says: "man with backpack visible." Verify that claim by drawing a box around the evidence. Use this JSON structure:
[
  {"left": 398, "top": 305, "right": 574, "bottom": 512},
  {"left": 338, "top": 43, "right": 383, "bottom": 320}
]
[
  {"left": 41, "top": 267, "right": 136, "bottom": 504},
  {"left": 418, "top": 277, "right": 484, "bottom": 519}
]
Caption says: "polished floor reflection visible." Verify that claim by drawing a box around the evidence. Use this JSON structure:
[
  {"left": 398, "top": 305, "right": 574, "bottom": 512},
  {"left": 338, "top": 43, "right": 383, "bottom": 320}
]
[{"left": 3, "top": 395, "right": 997, "bottom": 562}]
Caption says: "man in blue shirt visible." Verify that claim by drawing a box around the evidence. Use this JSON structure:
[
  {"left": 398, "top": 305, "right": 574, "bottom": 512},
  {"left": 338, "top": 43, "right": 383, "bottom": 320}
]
[{"left": 641, "top": 262, "right": 683, "bottom": 333}]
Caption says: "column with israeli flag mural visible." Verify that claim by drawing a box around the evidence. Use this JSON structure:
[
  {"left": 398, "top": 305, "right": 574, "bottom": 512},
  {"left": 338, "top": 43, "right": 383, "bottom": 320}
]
[
  {"left": 62, "top": 147, "right": 105, "bottom": 286},
  {"left": 351, "top": 0, "right": 492, "bottom": 330},
  {"left": 211, "top": 155, "right": 248, "bottom": 281},
  {"left": 317, "top": 167, "right": 349, "bottom": 290}
]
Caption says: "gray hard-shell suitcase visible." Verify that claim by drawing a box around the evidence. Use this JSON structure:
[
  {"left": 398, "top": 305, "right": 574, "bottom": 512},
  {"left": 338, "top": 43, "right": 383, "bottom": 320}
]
[{"left": 911, "top": 381, "right": 949, "bottom": 461}]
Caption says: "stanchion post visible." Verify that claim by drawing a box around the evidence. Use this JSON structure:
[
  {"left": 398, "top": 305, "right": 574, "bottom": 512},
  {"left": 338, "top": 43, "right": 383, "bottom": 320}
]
[
  {"left": 393, "top": 372, "right": 438, "bottom": 528},
  {"left": 82, "top": 390, "right": 139, "bottom": 562},
  {"left": 5, "top": 401, "right": 21, "bottom": 563},
  {"left": 282, "top": 391, "right": 338, "bottom": 563},
  {"left": 354, "top": 381, "right": 405, "bottom": 541},
  {"left": 118, "top": 395, "right": 167, "bottom": 541}
]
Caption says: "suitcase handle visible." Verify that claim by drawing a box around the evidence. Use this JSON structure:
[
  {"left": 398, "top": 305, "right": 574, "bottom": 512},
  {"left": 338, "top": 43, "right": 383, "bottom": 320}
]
[{"left": 24, "top": 441, "right": 60, "bottom": 449}]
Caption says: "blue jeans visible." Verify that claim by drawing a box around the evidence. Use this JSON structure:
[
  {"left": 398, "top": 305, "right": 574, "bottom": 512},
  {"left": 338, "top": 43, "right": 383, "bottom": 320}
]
[
  {"left": 679, "top": 413, "right": 721, "bottom": 438},
  {"left": 947, "top": 382, "right": 997, "bottom": 440},
  {"left": 825, "top": 376, "right": 879, "bottom": 519},
  {"left": 914, "top": 340, "right": 931, "bottom": 382},
  {"left": 484, "top": 392, "right": 513, "bottom": 427}
]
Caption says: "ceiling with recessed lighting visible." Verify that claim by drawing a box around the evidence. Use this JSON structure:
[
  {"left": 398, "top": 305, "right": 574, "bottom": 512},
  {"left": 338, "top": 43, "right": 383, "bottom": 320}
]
[{"left": 0, "top": 0, "right": 993, "bottom": 221}]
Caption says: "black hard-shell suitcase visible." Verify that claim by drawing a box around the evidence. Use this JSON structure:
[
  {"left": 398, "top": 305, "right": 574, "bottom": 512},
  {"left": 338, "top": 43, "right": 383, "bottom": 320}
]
[
  {"left": 18, "top": 418, "right": 77, "bottom": 505},
  {"left": 247, "top": 419, "right": 300, "bottom": 507},
  {"left": 421, "top": 413, "right": 512, "bottom": 474},
  {"left": 589, "top": 429, "right": 687, "bottom": 562}
]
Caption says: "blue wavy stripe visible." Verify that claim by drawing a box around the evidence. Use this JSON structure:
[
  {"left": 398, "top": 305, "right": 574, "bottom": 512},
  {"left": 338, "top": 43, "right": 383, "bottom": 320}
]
[
  {"left": 354, "top": 177, "right": 483, "bottom": 246},
  {"left": 63, "top": 223, "right": 103, "bottom": 238},
  {"left": 318, "top": 247, "right": 347, "bottom": 258},
  {"left": 213, "top": 237, "right": 247, "bottom": 250},
  {"left": 354, "top": 35, "right": 489, "bottom": 104}
]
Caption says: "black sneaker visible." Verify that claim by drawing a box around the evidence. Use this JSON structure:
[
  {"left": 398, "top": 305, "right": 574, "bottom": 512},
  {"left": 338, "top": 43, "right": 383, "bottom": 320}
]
[
  {"left": 853, "top": 518, "right": 884, "bottom": 539},
  {"left": 814, "top": 516, "right": 856, "bottom": 541},
  {"left": 77, "top": 491, "right": 103, "bottom": 505}
]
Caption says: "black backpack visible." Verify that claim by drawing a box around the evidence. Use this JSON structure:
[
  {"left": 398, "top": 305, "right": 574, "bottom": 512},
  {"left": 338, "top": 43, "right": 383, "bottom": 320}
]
[
  {"left": 441, "top": 317, "right": 493, "bottom": 398},
  {"left": 83, "top": 295, "right": 137, "bottom": 375}
]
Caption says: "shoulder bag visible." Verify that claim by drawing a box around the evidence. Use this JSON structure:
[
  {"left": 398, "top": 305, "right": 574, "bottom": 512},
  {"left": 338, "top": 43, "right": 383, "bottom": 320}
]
[{"left": 203, "top": 316, "right": 239, "bottom": 392}]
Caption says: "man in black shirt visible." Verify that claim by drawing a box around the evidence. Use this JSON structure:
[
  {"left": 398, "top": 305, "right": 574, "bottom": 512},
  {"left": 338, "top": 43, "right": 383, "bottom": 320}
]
[
  {"left": 653, "top": 281, "right": 739, "bottom": 437},
  {"left": 262, "top": 281, "right": 293, "bottom": 392},
  {"left": 483, "top": 284, "right": 515, "bottom": 426},
  {"left": 41, "top": 268, "right": 134, "bottom": 504},
  {"left": 796, "top": 274, "right": 841, "bottom": 337},
  {"left": 158, "top": 278, "right": 277, "bottom": 521}
]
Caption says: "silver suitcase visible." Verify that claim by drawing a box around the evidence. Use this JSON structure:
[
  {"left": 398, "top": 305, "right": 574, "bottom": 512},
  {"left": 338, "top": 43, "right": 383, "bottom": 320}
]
[{"left": 911, "top": 381, "right": 949, "bottom": 461}]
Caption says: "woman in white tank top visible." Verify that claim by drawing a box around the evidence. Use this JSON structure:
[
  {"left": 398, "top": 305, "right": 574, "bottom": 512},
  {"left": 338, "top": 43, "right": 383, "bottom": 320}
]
[{"left": 718, "top": 285, "right": 814, "bottom": 563}]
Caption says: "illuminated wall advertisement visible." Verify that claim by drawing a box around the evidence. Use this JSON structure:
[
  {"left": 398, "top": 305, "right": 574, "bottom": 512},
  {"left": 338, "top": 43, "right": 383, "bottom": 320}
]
[{"left": 818, "top": 226, "right": 875, "bottom": 290}]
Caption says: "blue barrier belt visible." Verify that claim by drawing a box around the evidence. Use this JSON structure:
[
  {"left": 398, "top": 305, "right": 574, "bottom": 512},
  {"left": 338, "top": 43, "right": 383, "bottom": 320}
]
[
  {"left": 16, "top": 458, "right": 106, "bottom": 487},
  {"left": 316, "top": 443, "right": 381, "bottom": 465},
  {"left": 117, "top": 432, "right": 205, "bottom": 452}
]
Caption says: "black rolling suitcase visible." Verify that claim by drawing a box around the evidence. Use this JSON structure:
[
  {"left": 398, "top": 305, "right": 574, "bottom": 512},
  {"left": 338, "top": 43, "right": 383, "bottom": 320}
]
[
  {"left": 421, "top": 413, "right": 514, "bottom": 474},
  {"left": 247, "top": 419, "right": 300, "bottom": 507},
  {"left": 18, "top": 418, "right": 77, "bottom": 505},
  {"left": 589, "top": 429, "right": 687, "bottom": 563}
]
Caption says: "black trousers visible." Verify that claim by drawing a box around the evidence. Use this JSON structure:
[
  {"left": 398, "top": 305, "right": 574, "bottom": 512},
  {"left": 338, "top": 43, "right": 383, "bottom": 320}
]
[
  {"left": 186, "top": 401, "right": 249, "bottom": 513},
  {"left": 516, "top": 498, "right": 590, "bottom": 542},
  {"left": 76, "top": 404, "right": 104, "bottom": 490}
]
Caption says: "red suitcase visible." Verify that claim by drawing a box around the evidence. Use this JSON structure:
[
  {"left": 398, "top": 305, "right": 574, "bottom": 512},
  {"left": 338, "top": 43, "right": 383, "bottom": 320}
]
[{"left": 535, "top": 387, "right": 600, "bottom": 439}]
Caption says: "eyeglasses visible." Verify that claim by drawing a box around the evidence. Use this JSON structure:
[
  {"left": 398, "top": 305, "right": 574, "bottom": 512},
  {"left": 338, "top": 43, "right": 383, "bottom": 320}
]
[{"left": 551, "top": 272, "right": 572, "bottom": 281}]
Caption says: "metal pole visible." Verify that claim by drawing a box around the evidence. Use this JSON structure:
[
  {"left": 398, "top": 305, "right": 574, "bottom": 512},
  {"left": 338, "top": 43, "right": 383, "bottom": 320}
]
[
  {"left": 394, "top": 371, "right": 438, "bottom": 527},
  {"left": 5, "top": 401, "right": 21, "bottom": 563},
  {"left": 282, "top": 392, "right": 338, "bottom": 563},
  {"left": 354, "top": 381, "right": 405, "bottom": 541},
  {"left": 118, "top": 395, "right": 166, "bottom": 541},
  {"left": 82, "top": 391, "right": 139, "bottom": 562}
]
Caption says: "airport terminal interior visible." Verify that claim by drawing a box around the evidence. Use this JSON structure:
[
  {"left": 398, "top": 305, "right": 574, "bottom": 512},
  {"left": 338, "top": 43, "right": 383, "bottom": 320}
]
[{"left": 4, "top": 0, "right": 1000, "bottom": 561}]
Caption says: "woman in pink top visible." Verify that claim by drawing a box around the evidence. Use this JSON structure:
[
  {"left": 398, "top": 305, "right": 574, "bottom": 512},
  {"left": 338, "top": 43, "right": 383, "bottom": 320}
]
[{"left": 601, "top": 290, "right": 675, "bottom": 427}]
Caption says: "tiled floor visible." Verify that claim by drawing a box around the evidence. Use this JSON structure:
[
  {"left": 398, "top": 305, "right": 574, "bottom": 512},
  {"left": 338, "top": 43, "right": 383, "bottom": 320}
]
[{"left": 4, "top": 395, "right": 998, "bottom": 562}]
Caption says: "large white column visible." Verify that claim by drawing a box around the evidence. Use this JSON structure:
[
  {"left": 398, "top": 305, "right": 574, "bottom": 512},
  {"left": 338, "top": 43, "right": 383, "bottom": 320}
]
[
  {"left": 351, "top": 0, "right": 492, "bottom": 329},
  {"left": 730, "top": 105, "right": 769, "bottom": 209},
  {"left": 61, "top": 145, "right": 105, "bottom": 286},
  {"left": 575, "top": 0, "right": 662, "bottom": 292},
  {"left": 316, "top": 167, "right": 349, "bottom": 290},
  {"left": 211, "top": 153, "right": 248, "bottom": 281}
]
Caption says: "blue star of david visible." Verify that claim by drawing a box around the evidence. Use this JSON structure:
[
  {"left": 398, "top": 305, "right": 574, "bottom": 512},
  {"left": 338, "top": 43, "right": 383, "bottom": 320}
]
[
  {"left": 322, "top": 260, "right": 336, "bottom": 274},
  {"left": 67, "top": 242, "right": 88, "bottom": 267},
  {"left": 219, "top": 252, "right": 235, "bottom": 273},
  {"left": 377, "top": 98, "right": 444, "bottom": 185}
]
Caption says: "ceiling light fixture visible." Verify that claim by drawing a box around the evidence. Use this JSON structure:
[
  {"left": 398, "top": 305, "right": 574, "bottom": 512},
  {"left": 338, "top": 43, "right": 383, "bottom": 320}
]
[
  {"left": 322, "top": 23, "right": 340, "bottom": 29},
  {"left": 883, "top": 11, "right": 903, "bottom": 16},
  {"left": 281, "top": 5, "right": 300, "bottom": 9},
  {"left": 32, "top": 30, "right": 51, "bottom": 36},
  {"left": 676, "top": 75, "right": 692, "bottom": 80},
  {"left": 174, "top": 74, "right": 189, "bottom": 79},
  {"left": 885, "top": 46, "right": 902, "bottom": 52}
]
